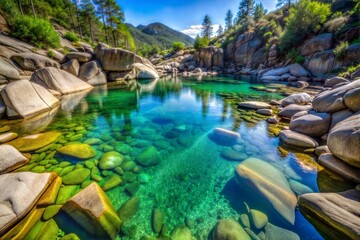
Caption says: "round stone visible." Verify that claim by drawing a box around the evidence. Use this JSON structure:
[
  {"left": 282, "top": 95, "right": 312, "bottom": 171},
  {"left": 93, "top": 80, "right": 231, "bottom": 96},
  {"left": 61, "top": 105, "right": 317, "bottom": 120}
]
[
  {"left": 57, "top": 144, "right": 97, "bottom": 160},
  {"left": 99, "top": 151, "right": 124, "bottom": 170}
]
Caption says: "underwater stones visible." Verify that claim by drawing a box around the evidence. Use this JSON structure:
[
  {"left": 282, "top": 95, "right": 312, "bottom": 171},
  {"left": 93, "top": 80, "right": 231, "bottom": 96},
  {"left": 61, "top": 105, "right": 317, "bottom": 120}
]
[
  {"left": 318, "top": 154, "right": 360, "bottom": 183},
  {"left": 42, "top": 205, "right": 62, "bottom": 220},
  {"left": 281, "top": 93, "right": 312, "bottom": 107},
  {"left": 7, "top": 131, "right": 61, "bottom": 152},
  {"left": 240, "top": 214, "right": 250, "bottom": 228},
  {"left": 249, "top": 210, "right": 268, "bottom": 230},
  {"left": 328, "top": 113, "right": 360, "bottom": 168},
  {"left": 138, "top": 173, "right": 150, "bottom": 184},
  {"left": 57, "top": 143, "right": 97, "bottom": 160},
  {"left": 121, "top": 161, "right": 136, "bottom": 171},
  {"left": 0, "top": 125, "right": 11, "bottom": 133},
  {"left": 102, "top": 175, "right": 122, "bottom": 191},
  {"left": 212, "top": 219, "right": 250, "bottom": 240},
  {"left": 0, "top": 172, "right": 56, "bottom": 235},
  {"left": 115, "top": 143, "right": 132, "bottom": 155},
  {"left": 125, "top": 182, "right": 140, "bottom": 195},
  {"left": 56, "top": 185, "right": 79, "bottom": 204},
  {"left": 279, "top": 130, "right": 318, "bottom": 148},
  {"left": 24, "top": 218, "right": 59, "bottom": 240},
  {"left": 83, "top": 138, "right": 102, "bottom": 145},
  {"left": 152, "top": 208, "right": 165, "bottom": 234},
  {"left": 61, "top": 233, "right": 81, "bottom": 240},
  {"left": 235, "top": 158, "right": 297, "bottom": 224},
  {"left": 264, "top": 223, "right": 300, "bottom": 240},
  {"left": 62, "top": 168, "right": 90, "bottom": 185},
  {"left": 289, "top": 180, "right": 314, "bottom": 195},
  {"left": 299, "top": 190, "right": 360, "bottom": 240},
  {"left": 290, "top": 112, "right": 331, "bottom": 137},
  {"left": 0, "top": 144, "right": 28, "bottom": 174},
  {"left": 211, "top": 128, "right": 240, "bottom": 146},
  {"left": 221, "top": 148, "right": 248, "bottom": 161},
  {"left": 38, "top": 176, "right": 62, "bottom": 206},
  {"left": 238, "top": 101, "right": 271, "bottom": 110},
  {"left": 99, "top": 151, "right": 124, "bottom": 170},
  {"left": 171, "top": 225, "right": 192, "bottom": 240},
  {"left": 117, "top": 196, "right": 139, "bottom": 222},
  {"left": 135, "top": 146, "right": 160, "bottom": 167},
  {"left": 62, "top": 183, "right": 121, "bottom": 240}
]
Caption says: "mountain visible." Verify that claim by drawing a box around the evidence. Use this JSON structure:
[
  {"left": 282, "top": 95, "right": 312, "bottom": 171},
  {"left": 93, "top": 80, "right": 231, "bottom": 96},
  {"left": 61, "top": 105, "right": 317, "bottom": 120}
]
[{"left": 126, "top": 22, "right": 194, "bottom": 50}]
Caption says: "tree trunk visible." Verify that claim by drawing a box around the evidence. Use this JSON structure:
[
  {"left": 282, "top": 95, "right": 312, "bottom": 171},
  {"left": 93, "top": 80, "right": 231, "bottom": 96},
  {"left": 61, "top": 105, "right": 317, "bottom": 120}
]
[
  {"left": 18, "top": 0, "right": 24, "bottom": 15},
  {"left": 74, "top": 0, "right": 83, "bottom": 39},
  {"left": 100, "top": 7, "right": 109, "bottom": 44},
  {"left": 30, "top": 0, "right": 36, "bottom": 18},
  {"left": 88, "top": 17, "right": 94, "bottom": 45}
]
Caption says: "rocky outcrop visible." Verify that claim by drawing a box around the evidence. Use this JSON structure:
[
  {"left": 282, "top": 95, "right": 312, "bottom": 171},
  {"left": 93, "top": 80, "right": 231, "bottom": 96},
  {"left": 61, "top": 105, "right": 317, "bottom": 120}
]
[
  {"left": 194, "top": 46, "right": 224, "bottom": 69},
  {"left": 0, "top": 172, "right": 56, "bottom": 236},
  {"left": 301, "top": 33, "right": 333, "bottom": 56},
  {"left": 30, "top": 67, "right": 93, "bottom": 95},
  {"left": 0, "top": 80, "right": 60, "bottom": 118},
  {"left": 61, "top": 59, "right": 80, "bottom": 76},
  {"left": 299, "top": 190, "right": 360, "bottom": 240},
  {"left": 11, "top": 52, "right": 60, "bottom": 71},
  {"left": 0, "top": 13, "right": 10, "bottom": 33},
  {"left": 133, "top": 63, "right": 159, "bottom": 79},
  {"left": 234, "top": 32, "right": 262, "bottom": 67}
]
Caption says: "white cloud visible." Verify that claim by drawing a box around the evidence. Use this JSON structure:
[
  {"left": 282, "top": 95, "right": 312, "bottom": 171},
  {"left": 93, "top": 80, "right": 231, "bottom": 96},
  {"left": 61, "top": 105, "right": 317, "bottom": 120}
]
[{"left": 181, "top": 24, "right": 220, "bottom": 39}]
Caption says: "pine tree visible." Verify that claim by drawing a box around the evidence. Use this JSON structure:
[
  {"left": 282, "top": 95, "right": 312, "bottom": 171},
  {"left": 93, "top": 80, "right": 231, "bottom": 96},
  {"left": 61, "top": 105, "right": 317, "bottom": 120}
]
[
  {"left": 254, "top": 3, "right": 266, "bottom": 22},
  {"left": 237, "top": 0, "right": 255, "bottom": 23},
  {"left": 217, "top": 25, "right": 224, "bottom": 36},
  {"left": 80, "top": 0, "right": 96, "bottom": 44},
  {"left": 225, "top": 10, "right": 233, "bottom": 30},
  {"left": 201, "top": 15, "right": 213, "bottom": 39},
  {"left": 277, "top": 0, "right": 295, "bottom": 9},
  {"left": 94, "top": 0, "right": 109, "bottom": 44}
]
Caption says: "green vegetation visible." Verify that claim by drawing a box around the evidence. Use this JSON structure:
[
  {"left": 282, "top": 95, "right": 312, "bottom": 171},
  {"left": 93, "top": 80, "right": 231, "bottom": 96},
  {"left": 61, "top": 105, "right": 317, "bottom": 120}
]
[
  {"left": 286, "top": 49, "right": 305, "bottom": 64},
  {"left": 280, "top": 0, "right": 331, "bottom": 51},
  {"left": 172, "top": 42, "right": 185, "bottom": 51},
  {"left": 47, "top": 50, "right": 55, "bottom": 59},
  {"left": 194, "top": 36, "right": 210, "bottom": 50},
  {"left": 339, "top": 64, "right": 360, "bottom": 78},
  {"left": 334, "top": 41, "right": 349, "bottom": 59},
  {"left": 202, "top": 15, "right": 213, "bottom": 39},
  {"left": 11, "top": 16, "right": 60, "bottom": 48},
  {"left": 64, "top": 32, "right": 80, "bottom": 42}
]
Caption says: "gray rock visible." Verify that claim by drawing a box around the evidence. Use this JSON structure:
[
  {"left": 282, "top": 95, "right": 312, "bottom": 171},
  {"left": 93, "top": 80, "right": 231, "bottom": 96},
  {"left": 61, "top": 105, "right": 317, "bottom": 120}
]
[
  {"left": 78, "top": 61, "right": 100, "bottom": 81},
  {"left": 281, "top": 93, "right": 312, "bottom": 107},
  {"left": 318, "top": 154, "right": 360, "bottom": 183},
  {"left": 299, "top": 190, "right": 360, "bottom": 240},
  {"left": 315, "top": 145, "right": 330, "bottom": 156},
  {"left": 11, "top": 52, "right": 60, "bottom": 71},
  {"left": 264, "top": 223, "right": 300, "bottom": 240},
  {"left": 301, "top": 33, "right": 333, "bottom": 56},
  {"left": 212, "top": 219, "right": 250, "bottom": 240},
  {"left": 0, "top": 172, "right": 56, "bottom": 235},
  {"left": 221, "top": 148, "right": 248, "bottom": 161},
  {"left": 289, "top": 180, "right": 314, "bottom": 195},
  {"left": 263, "top": 67, "right": 290, "bottom": 77},
  {"left": 30, "top": 67, "right": 93, "bottom": 95},
  {"left": 238, "top": 101, "right": 271, "bottom": 110},
  {"left": 279, "top": 130, "right": 319, "bottom": 148},
  {"left": 0, "top": 80, "right": 59, "bottom": 118},
  {"left": 212, "top": 128, "right": 240, "bottom": 146},
  {"left": 323, "top": 77, "right": 350, "bottom": 88},
  {"left": 0, "top": 57, "right": 22, "bottom": 80},
  {"left": 344, "top": 87, "right": 360, "bottom": 112},
  {"left": 61, "top": 59, "right": 80, "bottom": 76},
  {"left": 330, "top": 109, "right": 353, "bottom": 129},
  {"left": 278, "top": 104, "right": 312, "bottom": 119},
  {"left": 87, "top": 71, "right": 107, "bottom": 86},
  {"left": 290, "top": 111, "right": 331, "bottom": 137},
  {"left": 256, "top": 109, "right": 272, "bottom": 116},
  {"left": 289, "top": 63, "right": 309, "bottom": 77},
  {"left": 133, "top": 63, "right": 159, "bottom": 79},
  {"left": 328, "top": 113, "right": 360, "bottom": 168},
  {"left": 0, "top": 145, "right": 28, "bottom": 174},
  {"left": 66, "top": 52, "right": 93, "bottom": 63}
]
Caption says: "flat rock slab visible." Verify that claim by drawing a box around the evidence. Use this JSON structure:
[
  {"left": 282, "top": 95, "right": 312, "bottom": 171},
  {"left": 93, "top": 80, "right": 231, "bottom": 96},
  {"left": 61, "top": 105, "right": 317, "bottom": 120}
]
[
  {"left": 11, "top": 52, "right": 60, "bottom": 71},
  {"left": 0, "top": 172, "right": 56, "bottom": 235},
  {"left": 0, "top": 132, "right": 18, "bottom": 143},
  {"left": 7, "top": 131, "right": 61, "bottom": 152},
  {"left": 280, "top": 130, "right": 318, "bottom": 148},
  {"left": 66, "top": 52, "right": 93, "bottom": 63},
  {"left": 299, "top": 190, "right": 360, "bottom": 239},
  {"left": 0, "top": 144, "right": 28, "bottom": 174},
  {"left": 238, "top": 101, "right": 271, "bottom": 110},
  {"left": 318, "top": 154, "right": 360, "bottom": 183}
]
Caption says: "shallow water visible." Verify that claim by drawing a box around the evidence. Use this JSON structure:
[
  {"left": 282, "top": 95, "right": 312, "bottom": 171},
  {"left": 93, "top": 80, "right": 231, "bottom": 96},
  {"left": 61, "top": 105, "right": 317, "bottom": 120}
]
[{"left": 7, "top": 75, "right": 356, "bottom": 239}]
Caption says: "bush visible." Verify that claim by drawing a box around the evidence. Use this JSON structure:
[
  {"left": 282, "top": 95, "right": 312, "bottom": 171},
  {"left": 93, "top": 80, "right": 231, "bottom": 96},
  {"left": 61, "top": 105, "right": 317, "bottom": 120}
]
[
  {"left": 324, "top": 16, "right": 348, "bottom": 33},
  {"left": 334, "top": 41, "right": 349, "bottom": 60},
  {"left": 286, "top": 49, "right": 305, "bottom": 64},
  {"left": 64, "top": 32, "right": 79, "bottom": 42},
  {"left": 263, "top": 32, "right": 273, "bottom": 40},
  {"left": 47, "top": 50, "right": 55, "bottom": 59},
  {"left": 10, "top": 16, "right": 60, "bottom": 48},
  {"left": 280, "top": 0, "right": 331, "bottom": 51},
  {"left": 172, "top": 42, "right": 185, "bottom": 51},
  {"left": 194, "top": 36, "right": 210, "bottom": 50},
  {"left": 0, "top": 0, "right": 19, "bottom": 19}
]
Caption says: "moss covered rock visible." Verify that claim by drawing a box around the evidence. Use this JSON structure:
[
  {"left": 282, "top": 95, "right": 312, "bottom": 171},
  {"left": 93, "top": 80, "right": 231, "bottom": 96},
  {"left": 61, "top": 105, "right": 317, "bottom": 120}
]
[
  {"left": 57, "top": 143, "right": 97, "bottom": 160},
  {"left": 8, "top": 131, "right": 61, "bottom": 152},
  {"left": 62, "top": 168, "right": 90, "bottom": 185},
  {"left": 117, "top": 196, "right": 139, "bottom": 222},
  {"left": 135, "top": 146, "right": 160, "bottom": 167},
  {"left": 102, "top": 175, "right": 122, "bottom": 191},
  {"left": 99, "top": 151, "right": 124, "bottom": 170}
]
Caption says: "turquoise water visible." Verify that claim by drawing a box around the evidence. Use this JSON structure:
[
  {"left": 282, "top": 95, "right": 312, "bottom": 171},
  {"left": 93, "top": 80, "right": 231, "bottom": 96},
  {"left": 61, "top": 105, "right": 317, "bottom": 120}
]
[{"left": 9, "top": 75, "right": 354, "bottom": 239}]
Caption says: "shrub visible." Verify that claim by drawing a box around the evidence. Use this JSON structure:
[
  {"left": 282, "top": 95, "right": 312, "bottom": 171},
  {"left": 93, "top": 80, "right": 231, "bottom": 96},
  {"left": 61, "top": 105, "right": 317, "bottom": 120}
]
[
  {"left": 10, "top": 16, "right": 60, "bottom": 48},
  {"left": 47, "top": 50, "right": 55, "bottom": 59},
  {"left": 64, "top": 32, "right": 79, "bottom": 42},
  {"left": 334, "top": 41, "right": 349, "bottom": 60},
  {"left": 324, "top": 16, "right": 348, "bottom": 33},
  {"left": 172, "top": 42, "right": 185, "bottom": 51},
  {"left": 0, "top": 0, "right": 19, "bottom": 20},
  {"left": 286, "top": 49, "right": 305, "bottom": 64},
  {"left": 280, "top": 0, "right": 331, "bottom": 51},
  {"left": 194, "top": 36, "right": 210, "bottom": 50},
  {"left": 263, "top": 32, "right": 273, "bottom": 40}
]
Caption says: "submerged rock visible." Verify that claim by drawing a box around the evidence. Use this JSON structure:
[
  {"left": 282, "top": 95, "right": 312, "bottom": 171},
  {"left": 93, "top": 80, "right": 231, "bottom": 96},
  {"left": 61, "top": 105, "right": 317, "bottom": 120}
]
[
  {"left": 135, "top": 146, "right": 160, "bottom": 167},
  {"left": 8, "top": 131, "right": 61, "bottom": 152},
  {"left": 238, "top": 101, "right": 271, "bottom": 110},
  {"left": 102, "top": 175, "right": 122, "bottom": 191},
  {"left": 99, "top": 151, "right": 124, "bottom": 170},
  {"left": 299, "top": 190, "right": 360, "bottom": 240},
  {"left": 57, "top": 143, "right": 97, "bottom": 160},
  {"left": 221, "top": 148, "right": 248, "bottom": 161},
  {"left": 235, "top": 158, "right": 297, "bottom": 224},
  {"left": 152, "top": 208, "right": 165, "bottom": 234},
  {"left": 279, "top": 130, "right": 318, "bottom": 148},
  {"left": 211, "top": 128, "right": 240, "bottom": 146},
  {"left": 117, "top": 196, "right": 139, "bottom": 222},
  {"left": 249, "top": 209, "right": 268, "bottom": 230},
  {"left": 264, "top": 223, "right": 300, "bottom": 240},
  {"left": 62, "top": 183, "right": 121, "bottom": 239},
  {"left": 212, "top": 219, "right": 250, "bottom": 240},
  {"left": 62, "top": 168, "right": 90, "bottom": 185},
  {"left": 0, "top": 144, "right": 28, "bottom": 174},
  {"left": 171, "top": 225, "right": 192, "bottom": 240}
]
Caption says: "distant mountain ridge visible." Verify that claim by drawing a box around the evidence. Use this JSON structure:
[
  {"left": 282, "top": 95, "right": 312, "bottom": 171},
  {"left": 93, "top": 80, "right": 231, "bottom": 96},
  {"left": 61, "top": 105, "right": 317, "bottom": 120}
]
[{"left": 126, "top": 22, "right": 194, "bottom": 50}]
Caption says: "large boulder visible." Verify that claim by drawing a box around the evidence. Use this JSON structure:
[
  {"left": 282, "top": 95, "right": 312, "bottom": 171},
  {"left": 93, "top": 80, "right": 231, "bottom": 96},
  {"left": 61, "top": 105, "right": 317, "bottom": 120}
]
[
  {"left": 281, "top": 93, "right": 312, "bottom": 107},
  {"left": 312, "top": 79, "right": 360, "bottom": 113},
  {"left": 78, "top": 61, "right": 100, "bottom": 81},
  {"left": 195, "top": 46, "right": 224, "bottom": 68},
  {"left": 330, "top": 109, "right": 353, "bottom": 129},
  {"left": 0, "top": 145, "right": 28, "bottom": 174},
  {"left": 344, "top": 87, "right": 360, "bottom": 112},
  {"left": 11, "top": 52, "right": 60, "bottom": 71},
  {"left": 0, "top": 172, "right": 56, "bottom": 235},
  {"left": 305, "top": 49, "right": 343, "bottom": 76},
  {"left": 290, "top": 111, "right": 331, "bottom": 137},
  {"left": 66, "top": 52, "right": 93, "bottom": 63},
  {"left": 61, "top": 183, "right": 121, "bottom": 240},
  {"left": 61, "top": 59, "right": 80, "bottom": 76},
  {"left": 301, "top": 33, "right": 333, "bottom": 56},
  {"left": 212, "top": 219, "right": 250, "bottom": 240},
  {"left": 262, "top": 66, "right": 290, "bottom": 77},
  {"left": 278, "top": 104, "right": 312, "bottom": 119},
  {"left": 279, "top": 130, "right": 319, "bottom": 148},
  {"left": 323, "top": 76, "right": 350, "bottom": 88},
  {"left": 0, "top": 57, "right": 22, "bottom": 80},
  {"left": 0, "top": 80, "right": 60, "bottom": 118},
  {"left": 327, "top": 113, "right": 360, "bottom": 168},
  {"left": 133, "top": 63, "right": 159, "bottom": 79},
  {"left": 211, "top": 128, "right": 240, "bottom": 146},
  {"left": 94, "top": 43, "right": 151, "bottom": 72},
  {"left": 288, "top": 63, "right": 310, "bottom": 77},
  {"left": 299, "top": 190, "right": 360, "bottom": 240},
  {"left": 236, "top": 158, "right": 297, "bottom": 224},
  {"left": 30, "top": 67, "right": 93, "bottom": 95},
  {"left": 234, "top": 32, "right": 262, "bottom": 66}
]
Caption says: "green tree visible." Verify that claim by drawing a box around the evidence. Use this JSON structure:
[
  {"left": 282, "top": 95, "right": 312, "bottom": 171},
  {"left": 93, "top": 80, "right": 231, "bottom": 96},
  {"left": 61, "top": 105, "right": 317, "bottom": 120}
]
[
  {"left": 217, "top": 25, "right": 224, "bottom": 36},
  {"left": 277, "top": 0, "right": 295, "bottom": 9},
  {"left": 172, "top": 42, "right": 185, "bottom": 51},
  {"left": 201, "top": 15, "right": 213, "bottom": 39},
  {"left": 80, "top": 0, "right": 96, "bottom": 44},
  {"left": 225, "top": 10, "right": 233, "bottom": 30},
  {"left": 280, "top": 0, "right": 331, "bottom": 51},
  {"left": 254, "top": 3, "right": 266, "bottom": 22},
  {"left": 194, "top": 35, "right": 210, "bottom": 50},
  {"left": 237, "top": 0, "right": 254, "bottom": 24},
  {"left": 94, "top": 0, "right": 109, "bottom": 44}
]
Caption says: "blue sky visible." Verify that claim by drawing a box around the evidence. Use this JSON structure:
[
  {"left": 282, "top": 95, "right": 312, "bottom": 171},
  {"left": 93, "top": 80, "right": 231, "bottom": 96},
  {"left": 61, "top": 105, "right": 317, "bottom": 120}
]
[{"left": 119, "top": 0, "right": 277, "bottom": 37}]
